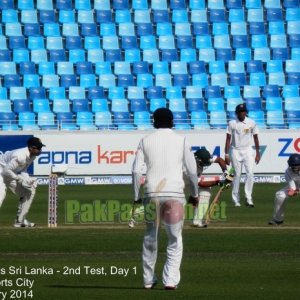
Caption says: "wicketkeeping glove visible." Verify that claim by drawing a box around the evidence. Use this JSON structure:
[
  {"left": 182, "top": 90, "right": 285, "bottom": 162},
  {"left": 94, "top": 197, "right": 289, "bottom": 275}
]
[
  {"left": 17, "top": 176, "right": 36, "bottom": 191},
  {"left": 219, "top": 168, "right": 235, "bottom": 189}
]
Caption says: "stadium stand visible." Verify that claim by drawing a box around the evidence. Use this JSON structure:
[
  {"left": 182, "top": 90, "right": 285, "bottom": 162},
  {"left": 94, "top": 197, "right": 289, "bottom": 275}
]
[{"left": 0, "top": 1, "right": 299, "bottom": 130}]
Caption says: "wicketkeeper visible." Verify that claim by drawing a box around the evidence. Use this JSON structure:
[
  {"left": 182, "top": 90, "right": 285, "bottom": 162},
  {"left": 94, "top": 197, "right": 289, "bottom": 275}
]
[
  {"left": 192, "top": 148, "right": 234, "bottom": 228},
  {"left": 269, "top": 153, "right": 300, "bottom": 226},
  {"left": 0, "top": 137, "right": 45, "bottom": 227}
]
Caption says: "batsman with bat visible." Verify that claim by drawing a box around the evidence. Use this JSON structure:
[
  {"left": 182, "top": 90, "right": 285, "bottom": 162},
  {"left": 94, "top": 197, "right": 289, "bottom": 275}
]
[
  {"left": 132, "top": 108, "right": 199, "bottom": 290},
  {"left": 192, "top": 148, "right": 234, "bottom": 228},
  {"left": 0, "top": 137, "right": 45, "bottom": 227},
  {"left": 269, "top": 153, "right": 300, "bottom": 226}
]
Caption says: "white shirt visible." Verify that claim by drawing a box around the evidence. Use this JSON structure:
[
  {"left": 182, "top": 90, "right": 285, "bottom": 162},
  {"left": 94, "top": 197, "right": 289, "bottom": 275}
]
[
  {"left": 0, "top": 147, "right": 35, "bottom": 181},
  {"left": 227, "top": 117, "right": 259, "bottom": 150},
  {"left": 285, "top": 167, "right": 300, "bottom": 190},
  {"left": 132, "top": 129, "right": 198, "bottom": 200}
]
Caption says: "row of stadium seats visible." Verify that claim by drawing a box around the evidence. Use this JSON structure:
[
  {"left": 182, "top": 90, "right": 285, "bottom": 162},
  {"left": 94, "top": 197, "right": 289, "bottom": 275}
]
[
  {"left": 1, "top": 0, "right": 299, "bottom": 10},
  {"left": 0, "top": 108, "right": 300, "bottom": 131}
]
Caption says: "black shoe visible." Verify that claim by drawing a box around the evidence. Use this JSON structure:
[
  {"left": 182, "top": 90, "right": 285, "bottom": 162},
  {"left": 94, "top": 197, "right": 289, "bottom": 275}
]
[
  {"left": 268, "top": 219, "right": 283, "bottom": 226},
  {"left": 165, "top": 285, "right": 177, "bottom": 290},
  {"left": 245, "top": 201, "right": 254, "bottom": 208}
]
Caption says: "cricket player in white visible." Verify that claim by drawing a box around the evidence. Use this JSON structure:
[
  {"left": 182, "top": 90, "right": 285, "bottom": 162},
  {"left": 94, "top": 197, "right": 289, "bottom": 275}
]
[
  {"left": 0, "top": 137, "right": 45, "bottom": 227},
  {"left": 224, "top": 104, "right": 260, "bottom": 207},
  {"left": 269, "top": 153, "right": 300, "bottom": 225},
  {"left": 132, "top": 108, "right": 198, "bottom": 290}
]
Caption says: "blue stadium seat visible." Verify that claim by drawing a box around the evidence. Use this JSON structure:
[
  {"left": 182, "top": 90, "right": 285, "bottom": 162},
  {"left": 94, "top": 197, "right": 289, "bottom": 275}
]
[
  {"left": 23, "top": 74, "right": 40, "bottom": 88},
  {"left": 127, "top": 86, "right": 144, "bottom": 100},
  {"left": 95, "top": 111, "right": 113, "bottom": 129},
  {"left": 88, "top": 86, "right": 104, "bottom": 99},
  {"left": 78, "top": 10, "right": 94, "bottom": 24},
  {"left": 113, "top": 0, "right": 129, "bottom": 9},
  {"left": 199, "top": 49, "right": 216, "bottom": 63},
  {"left": 272, "top": 48, "right": 289, "bottom": 60},
  {"left": 229, "top": 72, "right": 247, "bottom": 86},
  {"left": 161, "top": 49, "right": 178, "bottom": 62},
  {"left": 18, "top": 112, "right": 39, "bottom": 130},
  {"left": 10, "top": 87, "right": 26, "bottom": 100},
  {"left": 267, "top": 8, "right": 283, "bottom": 21},
  {"left": 264, "top": 0, "right": 281, "bottom": 8},
  {"left": 44, "top": 23, "right": 61, "bottom": 37},
  {"left": 283, "top": 85, "right": 299, "bottom": 97},
  {"left": 286, "top": 8, "right": 300, "bottom": 21},
  {"left": 56, "top": 62, "right": 74, "bottom": 75},
  {"left": 207, "top": 97, "right": 225, "bottom": 111},
  {"left": 187, "top": 98, "right": 205, "bottom": 111},
  {"left": 208, "top": 0, "right": 225, "bottom": 9},
  {"left": 84, "top": 36, "right": 100, "bottom": 50},
  {"left": 173, "top": 74, "right": 190, "bottom": 87},
  {"left": 118, "top": 73, "right": 135, "bottom": 87},
  {"left": 24, "top": 24, "right": 41, "bottom": 36},
  {"left": 100, "top": 23, "right": 116, "bottom": 36},
  {"left": 9, "top": 36, "right": 26, "bottom": 49},
  {"left": 132, "top": 0, "right": 148, "bottom": 9},
  {"left": 189, "top": 61, "right": 205, "bottom": 74},
  {"left": 175, "top": 23, "right": 191, "bottom": 36},
  {"left": 80, "top": 74, "right": 97, "bottom": 87},
  {"left": 245, "top": 97, "right": 262, "bottom": 111},
  {"left": 134, "top": 111, "right": 152, "bottom": 129},
  {"left": 266, "top": 60, "right": 283, "bottom": 73},
  {"left": 156, "top": 23, "right": 173, "bottom": 36},
  {"left": 124, "top": 49, "right": 141, "bottom": 62},
  {"left": 235, "top": 48, "right": 252, "bottom": 62},
  {"left": 193, "top": 23, "right": 209, "bottom": 35},
  {"left": 171, "top": 61, "right": 188, "bottom": 75},
  {"left": 28, "top": 37, "right": 44, "bottom": 50},
  {"left": 96, "top": 10, "right": 112, "bottom": 23},
  {"left": 134, "top": 10, "right": 150, "bottom": 23},
  {"left": 249, "top": 72, "right": 266, "bottom": 86},
  {"left": 76, "top": 61, "right": 93, "bottom": 75},
  {"left": 105, "top": 49, "right": 122, "bottom": 62},
  {"left": 227, "top": 97, "right": 243, "bottom": 111},
  {"left": 214, "top": 35, "right": 231, "bottom": 49},
  {"left": 149, "top": 98, "right": 167, "bottom": 112},
  {"left": 269, "top": 21, "right": 285, "bottom": 35},
  {"left": 251, "top": 34, "right": 268, "bottom": 48},
  {"left": 232, "top": 35, "right": 249, "bottom": 48},
  {"left": 59, "top": 10, "right": 75, "bottom": 23},
  {"left": 38, "top": 112, "right": 56, "bottom": 130},
  {"left": 228, "top": 60, "right": 245, "bottom": 74},
  {"left": 142, "top": 49, "right": 160, "bottom": 63},
  {"left": 211, "top": 73, "right": 228, "bottom": 87},
  {"left": 121, "top": 36, "right": 138, "bottom": 49},
  {"left": 21, "top": 10, "right": 38, "bottom": 24},
  {"left": 91, "top": 98, "right": 108, "bottom": 112},
  {"left": 99, "top": 74, "right": 116, "bottom": 88},
  {"left": 248, "top": 110, "right": 266, "bottom": 128},
  {"left": 209, "top": 61, "right": 225, "bottom": 74},
  {"left": 75, "top": 0, "right": 91, "bottom": 10},
  {"left": 19, "top": 62, "right": 36, "bottom": 75},
  {"left": 56, "top": 0, "right": 72, "bottom": 9},
  {"left": 191, "top": 110, "right": 210, "bottom": 129},
  {"left": 81, "top": 23, "right": 97, "bottom": 36},
  {"left": 4, "top": 75, "right": 21, "bottom": 87},
  {"left": 38, "top": 62, "right": 55, "bottom": 75},
  {"left": 266, "top": 97, "right": 283, "bottom": 111},
  {"left": 69, "top": 86, "right": 86, "bottom": 100},
  {"left": 180, "top": 48, "right": 197, "bottom": 62},
  {"left": 49, "top": 49, "right": 67, "bottom": 62},
  {"left": 166, "top": 86, "right": 182, "bottom": 99},
  {"left": 76, "top": 111, "right": 94, "bottom": 127},
  {"left": 289, "top": 34, "right": 300, "bottom": 48},
  {"left": 136, "top": 23, "right": 154, "bottom": 36},
  {"left": 169, "top": 98, "right": 186, "bottom": 112},
  {"left": 266, "top": 110, "right": 286, "bottom": 128},
  {"left": 158, "top": 36, "right": 175, "bottom": 50},
  {"left": 263, "top": 85, "right": 280, "bottom": 98},
  {"left": 229, "top": 8, "right": 245, "bottom": 22},
  {"left": 62, "top": 23, "right": 79, "bottom": 36},
  {"left": 133, "top": 61, "right": 150, "bottom": 74},
  {"left": 13, "top": 99, "right": 31, "bottom": 113},
  {"left": 33, "top": 99, "right": 51, "bottom": 113},
  {"left": 224, "top": 85, "right": 241, "bottom": 98},
  {"left": 284, "top": 0, "right": 300, "bottom": 7},
  {"left": 152, "top": 61, "right": 169, "bottom": 75},
  {"left": 254, "top": 48, "right": 271, "bottom": 62},
  {"left": 287, "top": 73, "right": 300, "bottom": 85},
  {"left": 286, "top": 110, "right": 300, "bottom": 128},
  {"left": 87, "top": 49, "right": 104, "bottom": 63},
  {"left": 192, "top": 73, "right": 209, "bottom": 88},
  {"left": 210, "top": 111, "right": 227, "bottom": 129},
  {"left": 209, "top": 9, "right": 226, "bottom": 22},
  {"left": 189, "top": 0, "right": 205, "bottom": 9},
  {"left": 136, "top": 73, "right": 153, "bottom": 87},
  {"left": 0, "top": 100, "right": 12, "bottom": 113},
  {"left": 249, "top": 22, "right": 265, "bottom": 34},
  {"left": 285, "top": 97, "right": 300, "bottom": 111},
  {"left": 205, "top": 85, "right": 222, "bottom": 98},
  {"left": 13, "top": 49, "right": 29, "bottom": 63},
  {"left": 29, "top": 87, "right": 46, "bottom": 99},
  {"left": 151, "top": 0, "right": 167, "bottom": 9},
  {"left": 147, "top": 86, "right": 163, "bottom": 99},
  {"left": 52, "top": 99, "right": 70, "bottom": 113},
  {"left": 212, "top": 22, "right": 229, "bottom": 35},
  {"left": 102, "top": 36, "right": 119, "bottom": 50},
  {"left": 247, "top": 8, "right": 264, "bottom": 22},
  {"left": 176, "top": 36, "right": 193, "bottom": 50},
  {"left": 72, "top": 99, "right": 89, "bottom": 113},
  {"left": 118, "top": 23, "right": 135, "bottom": 37},
  {"left": 2, "top": 9, "right": 18, "bottom": 23},
  {"left": 95, "top": 61, "right": 112, "bottom": 75},
  {"left": 0, "top": 0, "right": 14, "bottom": 9},
  {"left": 153, "top": 9, "right": 169, "bottom": 23},
  {"left": 49, "top": 87, "right": 66, "bottom": 100},
  {"left": 268, "top": 72, "right": 286, "bottom": 86},
  {"left": 61, "top": 74, "right": 78, "bottom": 87},
  {"left": 130, "top": 98, "right": 147, "bottom": 112},
  {"left": 31, "top": 49, "right": 48, "bottom": 64},
  {"left": 0, "top": 37, "right": 7, "bottom": 50},
  {"left": 113, "top": 111, "right": 132, "bottom": 128},
  {"left": 5, "top": 23, "right": 22, "bottom": 37},
  {"left": 186, "top": 86, "right": 203, "bottom": 99},
  {"left": 173, "top": 112, "right": 191, "bottom": 130},
  {"left": 39, "top": 10, "right": 55, "bottom": 23}
]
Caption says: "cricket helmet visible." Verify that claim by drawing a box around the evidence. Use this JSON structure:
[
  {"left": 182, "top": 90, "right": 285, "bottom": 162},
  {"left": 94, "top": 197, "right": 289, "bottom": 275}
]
[
  {"left": 288, "top": 153, "right": 300, "bottom": 174},
  {"left": 194, "top": 148, "right": 211, "bottom": 167}
]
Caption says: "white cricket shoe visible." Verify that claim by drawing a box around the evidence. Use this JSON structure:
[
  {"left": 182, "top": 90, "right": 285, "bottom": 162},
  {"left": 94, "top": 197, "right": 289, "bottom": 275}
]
[
  {"left": 234, "top": 202, "right": 241, "bottom": 207},
  {"left": 14, "top": 219, "right": 36, "bottom": 228}
]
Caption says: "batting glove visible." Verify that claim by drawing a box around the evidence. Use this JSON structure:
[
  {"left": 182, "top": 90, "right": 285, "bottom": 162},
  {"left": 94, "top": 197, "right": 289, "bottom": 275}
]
[{"left": 188, "top": 195, "right": 199, "bottom": 207}]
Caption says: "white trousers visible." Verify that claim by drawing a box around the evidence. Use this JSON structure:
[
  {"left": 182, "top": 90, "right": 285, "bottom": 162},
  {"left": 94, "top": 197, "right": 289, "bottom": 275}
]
[
  {"left": 231, "top": 148, "right": 255, "bottom": 203},
  {"left": 193, "top": 188, "right": 211, "bottom": 225},
  {"left": 272, "top": 187, "right": 289, "bottom": 222},
  {"left": 142, "top": 196, "right": 185, "bottom": 287},
  {"left": 0, "top": 171, "right": 36, "bottom": 223}
]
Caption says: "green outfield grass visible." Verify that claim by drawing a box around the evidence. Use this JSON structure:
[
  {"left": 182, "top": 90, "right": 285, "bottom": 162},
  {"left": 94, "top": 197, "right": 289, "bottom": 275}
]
[{"left": 0, "top": 183, "right": 300, "bottom": 300}]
